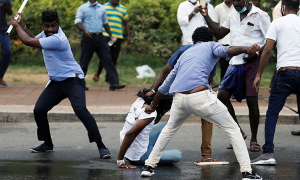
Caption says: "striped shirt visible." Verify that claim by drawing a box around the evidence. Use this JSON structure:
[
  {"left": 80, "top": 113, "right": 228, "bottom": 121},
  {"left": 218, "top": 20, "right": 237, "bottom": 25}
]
[{"left": 102, "top": 1, "right": 128, "bottom": 39}]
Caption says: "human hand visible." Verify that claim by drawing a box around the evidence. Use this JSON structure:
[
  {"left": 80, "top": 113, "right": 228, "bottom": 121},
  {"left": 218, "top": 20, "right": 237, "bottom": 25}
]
[
  {"left": 145, "top": 105, "right": 156, "bottom": 114},
  {"left": 118, "top": 163, "right": 136, "bottom": 169},
  {"left": 243, "top": 44, "right": 260, "bottom": 62},
  {"left": 84, "top": 30, "right": 92, "bottom": 38},
  {"left": 9, "top": 19, "right": 19, "bottom": 28},
  {"left": 145, "top": 91, "right": 154, "bottom": 97},
  {"left": 199, "top": 5, "right": 208, "bottom": 16},
  {"left": 194, "top": 6, "right": 200, "bottom": 13},
  {"left": 13, "top": 13, "right": 24, "bottom": 24},
  {"left": 253, "top": 76, "right": 261, "bottom": 93},
  {"left": 126, "top": 36, "right": 131, "bottom": 44}
]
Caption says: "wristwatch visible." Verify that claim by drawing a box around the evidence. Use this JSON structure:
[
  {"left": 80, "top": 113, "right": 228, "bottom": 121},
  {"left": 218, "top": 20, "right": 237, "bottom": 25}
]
[{"left": 192, "top": 11, "right": 196, "bottom": 15}]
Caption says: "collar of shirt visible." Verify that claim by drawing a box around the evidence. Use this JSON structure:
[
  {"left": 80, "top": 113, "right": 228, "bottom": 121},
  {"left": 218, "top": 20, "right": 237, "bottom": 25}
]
[
  {"left": 107, "top": 1, "right": 120, "bottom": 7},
  {"left": 87, "top": 1, "right": 100, "bottom": 7}
]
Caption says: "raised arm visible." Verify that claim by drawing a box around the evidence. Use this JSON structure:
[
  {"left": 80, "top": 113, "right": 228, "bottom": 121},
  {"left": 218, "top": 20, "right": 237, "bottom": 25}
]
[
  {"left": 118, "top": 117, "right": 154, "bottom": 168},
  {"left": 200, "top": 5, "right": 229, "bottom": 40},
  {"left": 9, "top": 13, "right": 41, "bottom": 48}
]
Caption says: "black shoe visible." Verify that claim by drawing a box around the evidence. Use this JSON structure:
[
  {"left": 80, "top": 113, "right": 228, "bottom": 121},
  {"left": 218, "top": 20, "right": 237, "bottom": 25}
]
[
  {"left": 30, "top": 143, "right": 53, "bottom": 153},
  {"left": 99, "top": 148, "right": 111, "bottom": 159},
  {"left": 242, "top": 172, "right": 262, "bottom": 180},
  {"left": 109, "top": 84, "right": 125, "bottom": 90},
  {"left": 141, "top": 165, "right": 155, "bottom": 177},
  {"left": 291, "top": 130, "right": 300, "bottom": 136}
]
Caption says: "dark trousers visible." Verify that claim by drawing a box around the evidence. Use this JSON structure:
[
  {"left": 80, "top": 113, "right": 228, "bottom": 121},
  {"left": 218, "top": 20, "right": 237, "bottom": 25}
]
[
  {"left": 263, "top": 69, "right": 300, "bottom": 153},
  {"left": 79, "top": 34, "right": 119, "bottom": 84},
  {"left": 0, "top": 31, "right": 11, "bottom": 79},
  {"left": 97, "top": 37, "right": 122, "bottom": 82},
  {"left": 34, "top": 77, "right": 102, "bottom": 143}
]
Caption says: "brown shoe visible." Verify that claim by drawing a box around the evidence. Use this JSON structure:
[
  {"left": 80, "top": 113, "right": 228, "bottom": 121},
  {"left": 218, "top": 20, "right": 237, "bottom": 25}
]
[{"left": 93, "top": 72, "right": 100, "bottom": 82}]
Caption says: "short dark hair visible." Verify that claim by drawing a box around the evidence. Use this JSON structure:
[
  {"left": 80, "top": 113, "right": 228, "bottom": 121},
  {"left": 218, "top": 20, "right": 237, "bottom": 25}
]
[
  {"left": 41, "top": 10, "right": 60, "bottom": 23},
  {"left": 192, "top": 26, "right": 214, "bottom": 43},
  {"left": 282, "top": 0, "right": 299, "bottom": 12},
  {"left": 136, "top": 88, "right": 173, "bottom": 118}
]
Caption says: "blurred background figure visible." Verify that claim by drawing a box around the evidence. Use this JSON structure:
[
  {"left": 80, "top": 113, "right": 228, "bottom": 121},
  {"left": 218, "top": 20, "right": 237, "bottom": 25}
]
[
  {"left": 212, "top": 0, "right": 234, "bottom": 81},
  {"left": 0, "top": 0, "right": 12, "bottom": 86},
  {"left": 252, "top": 0, "right": 265, "bottom": 11},
  {"left": 93, "top": 0, "right": 131, "bottom": 84}
]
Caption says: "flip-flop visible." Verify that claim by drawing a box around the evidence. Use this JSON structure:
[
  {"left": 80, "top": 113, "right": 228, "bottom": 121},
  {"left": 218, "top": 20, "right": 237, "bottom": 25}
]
[{"left": 250, "top": 142, "right": 261, "bottom": 152}]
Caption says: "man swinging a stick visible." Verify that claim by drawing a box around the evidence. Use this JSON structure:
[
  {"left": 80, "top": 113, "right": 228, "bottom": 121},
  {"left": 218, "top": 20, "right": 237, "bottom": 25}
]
[{"left": 9, "top": 10, "right": 111, "bottom": 159}]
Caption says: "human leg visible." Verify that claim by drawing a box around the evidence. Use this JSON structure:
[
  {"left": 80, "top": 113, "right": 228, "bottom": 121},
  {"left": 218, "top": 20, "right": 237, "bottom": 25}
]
[
  {"left": 219, "top": 57, "right": 229, "bottom": 80},
  {"left": 104, "top": 38, "right": 122, "bottom": 82},
  {"left": 134, "top": 121, "right": 182, "bottom": 165},
  {"left": 94, "top": 35, "right": 119, "bottom": 85},
  {"left": 246, "top": 96, "right": 260, "bottom": 151},
  {"left": 33, "top": 81, "right": 66, "bottom": 145},
  {"left": 0, "top": 31, "right": 11, "bottom": 85},
  {"left": 144, "top": 94, "right": 190, "bottom": 168},
  {"left": 189, "top": 90, "right": 252, "bottom": 173},
  {"left": 201, "top": 118, "right": 213, "bottom": 159},
  {"left": 251, "top": 71, "right": 293, "bottom": 165},
  {"left": 217, "top": 89, "right": 245, "bottom": 137},
  {"left": 62, "top": 77, "right": 109, "bottom": 158},
  {"left": 62, "top": 78, "right": 102, "bottom": 143},
  {"left": 244, "top": 57, "right": 260, "bottom": 150},
  {"left": 79, "top": 35, "right": 96, "bottom": 76},
  {"left": 291, "top": 95, "right": 300, "bottom": 135}
]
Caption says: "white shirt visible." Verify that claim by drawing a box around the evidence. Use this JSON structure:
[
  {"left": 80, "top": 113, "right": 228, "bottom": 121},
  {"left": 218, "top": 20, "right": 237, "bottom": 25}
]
[
  {"left": 266, "top": 14, "right": 300, "bottom": 70},
  {"left": 120, "top": 98, "right": 157, "bottom": 161},
  {"left": 177, "top": 1, "right": 215, "bottom": 45},
  {"left": 211, "top": 1, "right": 234, "bottom": 45},
  {"left": 222, "top": 4, "right": 271, "bottom": 65}
]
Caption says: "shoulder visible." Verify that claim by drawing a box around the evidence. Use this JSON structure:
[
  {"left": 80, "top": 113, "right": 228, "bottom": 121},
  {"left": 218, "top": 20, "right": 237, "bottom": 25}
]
[
  {"left": 119, "top": 4, "right": 127, "bottom": 11},
  {"left": 78, "top": 3, "right": 88, "bottom": 9},
  {"left": 252, "top": 5, "right": 269, "bottom": 18}
]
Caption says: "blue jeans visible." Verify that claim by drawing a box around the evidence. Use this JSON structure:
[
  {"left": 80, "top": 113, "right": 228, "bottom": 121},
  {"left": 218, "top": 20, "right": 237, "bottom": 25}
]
[
  {"left": 263, "top": 69, "right": 300, "bottom": 153},
  {"left": 129, "top": 121, "right": 182, "bottom": 165},
  {"left": 0, "top": 30, "right": 11, "bottom": 79}
]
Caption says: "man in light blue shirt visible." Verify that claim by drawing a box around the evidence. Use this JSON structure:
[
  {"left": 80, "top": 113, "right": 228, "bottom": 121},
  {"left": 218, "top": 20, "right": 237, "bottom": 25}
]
[
  {"left": 75, "top": 0, "right": 125, "bottom": 91},
  {"left": 140, "top": 27, "right": 263, "bottom": 180},
  {"left": 10, "top": 10, "right": 111, "bottom": 159}
]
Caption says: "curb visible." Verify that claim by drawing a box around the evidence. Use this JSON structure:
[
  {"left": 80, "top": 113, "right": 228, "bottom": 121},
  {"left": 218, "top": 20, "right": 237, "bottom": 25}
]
[{"left": 0, "top": 112, "right": 299, "bottom": 124}]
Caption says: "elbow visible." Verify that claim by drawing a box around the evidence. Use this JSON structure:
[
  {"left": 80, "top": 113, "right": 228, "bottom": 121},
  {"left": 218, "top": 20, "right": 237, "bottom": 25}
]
[
  {"left": 125, "top": 132, "right": 137, "bottom": 139},
  {"left": 264, "top": 48, "right": 272, "bottom": 55}
]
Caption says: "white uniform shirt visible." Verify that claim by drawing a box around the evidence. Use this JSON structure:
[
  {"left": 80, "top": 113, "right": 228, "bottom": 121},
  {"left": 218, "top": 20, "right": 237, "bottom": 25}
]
[
  {"left": 222, "top": 4, "right": 271, "bottom": 65},
  {"left": 177, "top": 1, "right": 215, "bottom": 45},
  {"left": 211, "top": 1, "right": 234, "bottom": 45},
  {"left": 120, "top": 98, "right": 157, "bottom": 161},
  {"left": 266, "top": 14, "right": 300, "bottom": 70}
]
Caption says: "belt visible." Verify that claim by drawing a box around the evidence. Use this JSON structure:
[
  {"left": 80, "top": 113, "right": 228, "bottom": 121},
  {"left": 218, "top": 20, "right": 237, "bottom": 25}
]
[
  {"left": 181, "top": 86, "right": 208, "bottom": 94},
  {"left": 278, "top": 67, "right": 300, "bottom": 72},
  {"left": 92, "top": 32, "right": 102, "bottom": 36}
]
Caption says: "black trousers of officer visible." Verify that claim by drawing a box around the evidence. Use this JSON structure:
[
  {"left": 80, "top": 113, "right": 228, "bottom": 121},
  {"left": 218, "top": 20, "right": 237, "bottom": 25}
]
[
  {"left": 79, "top": 33, "right": 119, "bottom": 85},
  {"left": 97, "top": 37, "right": 122, "bottom": 82},
  {"left": 34, "top": 77, "right": 102, "bottom": 143}
]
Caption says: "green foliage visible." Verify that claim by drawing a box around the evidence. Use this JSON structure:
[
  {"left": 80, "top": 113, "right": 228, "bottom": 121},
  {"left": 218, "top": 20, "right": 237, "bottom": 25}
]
[{"left": 7, "top": 0, "right": 281, "bottom": 65}]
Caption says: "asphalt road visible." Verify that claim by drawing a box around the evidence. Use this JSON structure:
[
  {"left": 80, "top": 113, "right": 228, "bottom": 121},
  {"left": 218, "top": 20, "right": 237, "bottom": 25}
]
[{"left": 0, "top": 122, "right": 300, "bottom": 180}]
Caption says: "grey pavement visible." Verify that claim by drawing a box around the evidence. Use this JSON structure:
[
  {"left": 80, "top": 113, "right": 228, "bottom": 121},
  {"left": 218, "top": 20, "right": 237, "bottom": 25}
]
[
  {"left": 0, "top": 84, "right": 299, "bottom": 124},
  {"left": 0, "top": 123, "right": 300, "bottom": 180}
]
